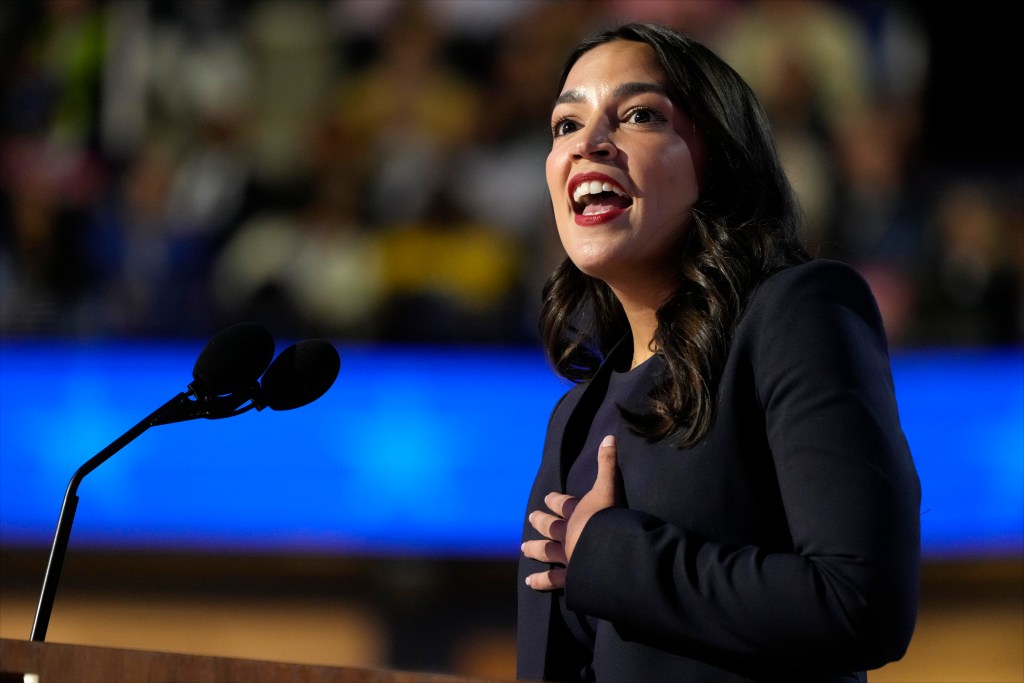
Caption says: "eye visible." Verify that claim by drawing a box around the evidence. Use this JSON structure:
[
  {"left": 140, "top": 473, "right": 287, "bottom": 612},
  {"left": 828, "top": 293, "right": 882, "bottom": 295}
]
[
  {"left": 625, "top": 106, "right": 667, "bottom": 125},
  {"left": 551, "top": 116, "right": 580, "bottom": 138}
]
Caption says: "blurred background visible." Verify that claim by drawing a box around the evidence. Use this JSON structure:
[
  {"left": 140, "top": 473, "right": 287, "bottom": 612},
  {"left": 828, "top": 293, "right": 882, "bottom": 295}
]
[{"left": 0, "top": 0, "right": 1021, "bottom": 681}]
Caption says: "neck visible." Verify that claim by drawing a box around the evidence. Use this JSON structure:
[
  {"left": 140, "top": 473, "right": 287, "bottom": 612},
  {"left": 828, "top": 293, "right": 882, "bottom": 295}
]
[
  {"left": 629, "top": 328, "right": 656, "bottom": 370},
  {"left": 607, "top": 275, "right": 674, "bottom": 369},
  {"left": 614, "top": 291, "right": 662, "bottom": 371}
]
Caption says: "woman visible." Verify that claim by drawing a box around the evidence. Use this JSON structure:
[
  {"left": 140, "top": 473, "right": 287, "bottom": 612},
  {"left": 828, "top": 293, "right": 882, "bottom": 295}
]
[{"left": 517, "top": 23, "right": 920, "bottom": 683}]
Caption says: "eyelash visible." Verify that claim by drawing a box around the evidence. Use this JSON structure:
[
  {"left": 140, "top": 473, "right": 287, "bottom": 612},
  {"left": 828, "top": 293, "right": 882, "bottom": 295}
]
[
  {"left": 550, "top": 116, "right": 577, "bottom": 138},
  {"left": 550, "top": 106, "right": 667, "bottom": 138}
]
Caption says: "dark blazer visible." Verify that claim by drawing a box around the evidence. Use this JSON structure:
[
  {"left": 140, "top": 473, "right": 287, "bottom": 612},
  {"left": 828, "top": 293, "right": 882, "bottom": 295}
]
[{"left": 517, "top": 260, "right": 921, "bottom": 683}]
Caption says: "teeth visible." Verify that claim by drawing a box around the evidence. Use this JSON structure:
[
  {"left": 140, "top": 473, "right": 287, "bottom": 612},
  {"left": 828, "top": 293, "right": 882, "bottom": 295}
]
[{"left": 573, "top": 180, "right": 625, "bottom": 203}]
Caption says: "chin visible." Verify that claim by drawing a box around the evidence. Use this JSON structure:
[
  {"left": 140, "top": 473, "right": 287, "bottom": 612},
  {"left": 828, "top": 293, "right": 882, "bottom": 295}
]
[{"left": 568, "top": 254, "right": 620, "bottom": 283}]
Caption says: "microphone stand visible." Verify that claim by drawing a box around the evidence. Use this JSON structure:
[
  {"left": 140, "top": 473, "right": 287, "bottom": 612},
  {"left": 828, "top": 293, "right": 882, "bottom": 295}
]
[{"left": 29, "top": 387, "right": 255, "bottom": 642}]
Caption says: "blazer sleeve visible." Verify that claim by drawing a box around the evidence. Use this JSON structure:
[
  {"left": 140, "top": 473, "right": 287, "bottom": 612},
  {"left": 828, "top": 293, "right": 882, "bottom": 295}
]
[{"left": 564, "top": 260, "right": 921, "bottom": 674}]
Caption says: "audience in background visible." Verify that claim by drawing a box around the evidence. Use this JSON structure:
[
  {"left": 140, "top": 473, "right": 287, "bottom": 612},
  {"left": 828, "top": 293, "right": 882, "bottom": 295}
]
[{"left": 0, "top": 0, "right": 1020, "bottom": 348}]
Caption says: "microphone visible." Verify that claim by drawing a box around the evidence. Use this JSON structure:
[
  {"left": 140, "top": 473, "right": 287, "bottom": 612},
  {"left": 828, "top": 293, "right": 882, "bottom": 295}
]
[
  {"left": 191, "top": 321, "right": 276, "bottom": 397},
  {"left": 159, "top": 322, "right": 278, "bottom": 423},
  {"left": 256, "top": 339, "right": 340, "bottom": 411},
  {"left": 29, "top": 324, "right": 338, "bottom": 642}
]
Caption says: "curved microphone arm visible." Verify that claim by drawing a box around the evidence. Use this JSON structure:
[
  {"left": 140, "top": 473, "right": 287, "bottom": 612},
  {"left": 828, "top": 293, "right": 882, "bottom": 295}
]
[
  {"left": 29, "top": 385, "right": 257, "bottom": 642},
  {"left": 28, "top": 328, "right": 337, "bottom": 642}
]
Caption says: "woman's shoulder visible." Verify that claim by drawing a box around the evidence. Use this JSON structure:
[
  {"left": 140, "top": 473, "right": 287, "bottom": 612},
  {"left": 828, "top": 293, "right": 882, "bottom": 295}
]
[
  {"left": 749, "top": 258, "right": 877, "bottom": 311},
  {"left": 758, "top": 258, "right": 870, "bottom": 294},
  {"left": 739, "top": 258, "right": 886, "bottom": 340}
]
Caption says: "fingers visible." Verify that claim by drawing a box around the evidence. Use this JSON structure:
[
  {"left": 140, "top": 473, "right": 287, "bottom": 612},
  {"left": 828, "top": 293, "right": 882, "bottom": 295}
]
[
  {"left": 527, "top": 491, "right": 579, "bottom": 540},
  {"left": 563, "top": 434, "right": 622, "bottom": 561},
  {"left": 528, "top": 510, "right": 567, "bottom": 542},
  {"left": 522, "top": 470, "right": 613, "bottom": 593},
  {"left": 544, "top": 491, "right": 579, "bottom": 520},
  {"left": 598, "top": 433, "right": 617, "bottom": 459},
  {"left": 524, "top": 567, "right": 566, "bottom": 591},
  {"left": 521, "top": 538, "right": 567, "bottom": 566},
  {"left": 596, "top": 434, "right": 618, "bottom": 485},
  {"left": 523, "top": 494, "right": 572, "bottom": 592}
]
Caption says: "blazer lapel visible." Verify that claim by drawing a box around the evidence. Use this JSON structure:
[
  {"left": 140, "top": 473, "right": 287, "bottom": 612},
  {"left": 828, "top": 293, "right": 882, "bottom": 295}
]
[{"left": 556, "top": 338, "right": 633, "bottom": 490}]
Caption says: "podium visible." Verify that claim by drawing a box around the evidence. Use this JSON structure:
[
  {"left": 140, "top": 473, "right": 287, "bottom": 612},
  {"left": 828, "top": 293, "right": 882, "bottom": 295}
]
[{"left": 0, "top": 639, "right": 525, "bottom": 683}]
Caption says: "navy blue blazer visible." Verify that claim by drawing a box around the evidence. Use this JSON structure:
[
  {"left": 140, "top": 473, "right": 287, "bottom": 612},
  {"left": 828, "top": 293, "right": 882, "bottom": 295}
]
[{"left": 517, "top": 260, "right": 921, "bottom": 682}]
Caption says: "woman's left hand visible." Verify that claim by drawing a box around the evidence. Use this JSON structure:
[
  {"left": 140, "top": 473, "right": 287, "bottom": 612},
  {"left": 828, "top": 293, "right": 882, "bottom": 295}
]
[{"left": 523, "top": 435, "right": 622, "bottom": 591}]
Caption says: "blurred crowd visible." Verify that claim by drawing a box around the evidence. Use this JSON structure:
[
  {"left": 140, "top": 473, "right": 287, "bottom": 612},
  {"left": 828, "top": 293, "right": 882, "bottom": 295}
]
[{"left": 1, "top": 0, "right": 1020, "bottom": 348}]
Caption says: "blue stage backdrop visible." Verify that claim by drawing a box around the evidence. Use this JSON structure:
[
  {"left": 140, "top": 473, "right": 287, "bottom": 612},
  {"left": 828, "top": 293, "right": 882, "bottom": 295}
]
[{"left": 0, "top": 340, "right": 1021, "bottom": 559}]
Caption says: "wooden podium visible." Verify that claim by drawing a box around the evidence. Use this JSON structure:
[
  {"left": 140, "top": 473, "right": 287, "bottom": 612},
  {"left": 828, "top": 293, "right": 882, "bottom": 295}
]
[{"left": 0, "top": 638, "right": 524, "bottom": 683}]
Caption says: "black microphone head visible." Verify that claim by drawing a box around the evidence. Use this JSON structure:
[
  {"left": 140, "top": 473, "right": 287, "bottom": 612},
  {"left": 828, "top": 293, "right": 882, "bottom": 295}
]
[
  {"left": 191, "top": 322, "right": 275, "bottom": 397},
  {"left": 260, "top": 339, "right": 340, "bottom": 411}
]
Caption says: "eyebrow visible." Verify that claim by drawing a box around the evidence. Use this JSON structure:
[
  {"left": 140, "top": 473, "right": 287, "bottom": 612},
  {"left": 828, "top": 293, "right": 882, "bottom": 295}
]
[{"left": 554, "top": 81, "right": 670, "bottom": 107}]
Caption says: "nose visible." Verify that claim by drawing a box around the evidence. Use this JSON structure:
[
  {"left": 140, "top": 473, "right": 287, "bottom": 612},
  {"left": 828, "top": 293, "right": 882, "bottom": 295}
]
[{"left": 572, "top": 126, "right": 617, "bottom": 161}]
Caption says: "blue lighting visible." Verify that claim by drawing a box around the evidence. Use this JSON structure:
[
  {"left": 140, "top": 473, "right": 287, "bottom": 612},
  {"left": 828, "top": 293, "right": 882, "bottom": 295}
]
[{"left": 1, "top": 340, "right": 1021, "bottom": 559}]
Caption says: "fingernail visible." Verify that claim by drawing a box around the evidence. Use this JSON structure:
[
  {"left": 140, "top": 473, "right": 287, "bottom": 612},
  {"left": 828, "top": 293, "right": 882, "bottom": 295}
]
[
  {"left": 520, "top": 542, "right": 526, "bottom": 552},
  {"left": 601, "top": 434, "right": 616, "bottom": 447}
]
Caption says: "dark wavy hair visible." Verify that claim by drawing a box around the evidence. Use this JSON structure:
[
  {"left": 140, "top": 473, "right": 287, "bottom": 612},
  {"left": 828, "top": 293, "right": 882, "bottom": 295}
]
[{"left": 539, "top": 22, "right": 810, "bottom": 447}]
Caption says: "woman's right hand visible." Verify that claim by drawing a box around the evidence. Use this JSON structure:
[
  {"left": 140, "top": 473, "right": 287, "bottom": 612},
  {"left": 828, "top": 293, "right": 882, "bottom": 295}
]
[{"left": 522, "top": 435, "right": 622, "bottom": 591}]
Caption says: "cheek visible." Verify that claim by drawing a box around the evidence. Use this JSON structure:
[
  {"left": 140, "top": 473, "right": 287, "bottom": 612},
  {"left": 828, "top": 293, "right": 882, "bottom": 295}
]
[
  {"left": 661, "top": 146, "right": 701, "bottom": 208},
  {"left": 545, "top": 152, "right": 563, "bottom": 205},
  {"left": 640, "top": 148, "right": 700, "bottom": 250}
]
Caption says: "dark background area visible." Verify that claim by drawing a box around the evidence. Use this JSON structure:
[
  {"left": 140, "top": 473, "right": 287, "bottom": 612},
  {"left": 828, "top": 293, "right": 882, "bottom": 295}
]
[{"left": 910, "top": 2, "right": 1020, "bottom": 169}]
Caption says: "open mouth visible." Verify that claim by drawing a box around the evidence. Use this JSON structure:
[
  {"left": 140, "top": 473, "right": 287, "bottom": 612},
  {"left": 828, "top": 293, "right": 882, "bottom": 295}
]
[{"left": 571, "top": 179, "right": 633, "bottom": 216}]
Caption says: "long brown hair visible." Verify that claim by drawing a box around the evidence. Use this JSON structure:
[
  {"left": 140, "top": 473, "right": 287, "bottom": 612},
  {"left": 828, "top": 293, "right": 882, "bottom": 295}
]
[{"left": 539, "top": 23, "right": 810, "bottom": 447}]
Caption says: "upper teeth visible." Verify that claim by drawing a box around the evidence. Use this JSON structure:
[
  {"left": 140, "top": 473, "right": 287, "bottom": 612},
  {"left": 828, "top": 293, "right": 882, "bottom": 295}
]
[{"left": 573, "top": 180, "right": 626, "bottom": 203}]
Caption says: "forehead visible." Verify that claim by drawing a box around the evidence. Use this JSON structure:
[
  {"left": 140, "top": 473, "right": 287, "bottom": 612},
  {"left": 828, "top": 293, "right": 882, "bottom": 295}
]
[{"left": 560, "top": 40, "right": 667, "bottom": 94}]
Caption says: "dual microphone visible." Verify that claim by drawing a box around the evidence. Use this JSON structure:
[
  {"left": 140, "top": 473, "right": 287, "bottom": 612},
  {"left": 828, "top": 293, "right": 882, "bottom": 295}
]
[
  {"left": 183, "top": 322, "right": 340, "bottom": 420},
  {"left": 29, "top": 323, "right": 340, "bottom": 642}
]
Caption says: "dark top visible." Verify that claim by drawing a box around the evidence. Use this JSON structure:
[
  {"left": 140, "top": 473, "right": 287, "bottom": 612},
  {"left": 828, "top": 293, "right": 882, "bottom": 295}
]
[{"left": 517, "top": 260, "right": 921, "bottom": 683}]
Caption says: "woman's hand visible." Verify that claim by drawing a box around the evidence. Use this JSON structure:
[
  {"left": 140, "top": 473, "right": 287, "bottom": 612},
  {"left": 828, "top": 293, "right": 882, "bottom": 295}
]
[{"left": 523, "top": 435, "right": 622, "bottom": 591}]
